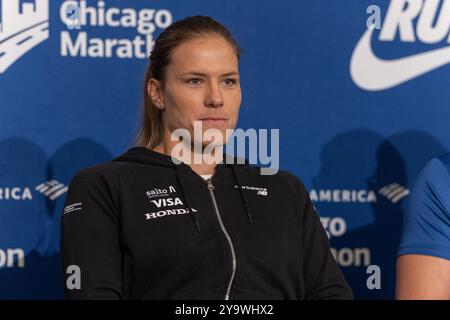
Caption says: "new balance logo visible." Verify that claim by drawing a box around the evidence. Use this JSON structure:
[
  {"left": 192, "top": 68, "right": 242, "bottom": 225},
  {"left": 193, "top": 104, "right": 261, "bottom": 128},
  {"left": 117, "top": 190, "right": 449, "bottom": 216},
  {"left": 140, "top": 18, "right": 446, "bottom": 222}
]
[
  {"left": 378, "top": 183, "right": 410, "bottom": 204},
  {"left": 235, "top": 185, "right": 269, "bottom": 196},
  {"left": 0, "top": 0, "right": 49, "bottom": 73},
  {"left": 257, "top": 190, "right": 268, "bottom": 196},
  {"left": 351, "top": 0, "right": 450, "bottom": 91},
  {"left": 35, "top": 180, "right": 68, "bottom": 200}
]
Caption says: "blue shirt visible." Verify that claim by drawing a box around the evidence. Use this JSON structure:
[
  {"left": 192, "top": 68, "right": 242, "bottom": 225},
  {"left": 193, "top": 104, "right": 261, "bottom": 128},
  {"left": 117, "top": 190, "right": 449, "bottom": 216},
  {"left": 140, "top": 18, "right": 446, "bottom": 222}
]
[{"left": 398, "top": 154, "right": 450, "bottom": 261}]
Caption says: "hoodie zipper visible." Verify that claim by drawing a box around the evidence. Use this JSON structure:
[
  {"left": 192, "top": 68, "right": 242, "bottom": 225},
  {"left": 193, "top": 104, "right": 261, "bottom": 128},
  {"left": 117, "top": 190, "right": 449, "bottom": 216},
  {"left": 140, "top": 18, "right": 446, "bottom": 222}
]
[{"left": 206, "top": 178, "right": 237, "bottom": 300}]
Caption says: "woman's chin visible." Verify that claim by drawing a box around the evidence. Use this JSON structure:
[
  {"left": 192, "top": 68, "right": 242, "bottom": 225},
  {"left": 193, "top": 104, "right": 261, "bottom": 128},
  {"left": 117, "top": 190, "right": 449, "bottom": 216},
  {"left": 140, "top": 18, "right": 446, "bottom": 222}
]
[{"left": 201, "top": 139, "right": 225, "bottom": 149}]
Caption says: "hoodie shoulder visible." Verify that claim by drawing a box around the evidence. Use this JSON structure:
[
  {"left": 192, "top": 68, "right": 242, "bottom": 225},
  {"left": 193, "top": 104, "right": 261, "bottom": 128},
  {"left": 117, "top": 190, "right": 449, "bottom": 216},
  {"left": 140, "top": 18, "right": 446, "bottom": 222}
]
[
  {"left": 69, "top": 160, "right": 124, "bottom": 191},
  {"left": 276, "top": 169, "right": 309, "bottom": 198},
  {"left": 70, "top": 146, "right": 159, "bottom": 183}
]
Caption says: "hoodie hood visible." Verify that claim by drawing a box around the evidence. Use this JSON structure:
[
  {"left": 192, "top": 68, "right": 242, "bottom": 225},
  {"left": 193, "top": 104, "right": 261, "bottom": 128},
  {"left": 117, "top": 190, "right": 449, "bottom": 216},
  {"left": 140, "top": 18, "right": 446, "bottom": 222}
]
[
  {"left": 111, "top": 147, "right": 254, "bottom": 233},
  {"left": 112, "top": 146, "right": 177, "bottom": 168},
  {"left": 112, "top": 146, "right": 249, "bottom": 168}
]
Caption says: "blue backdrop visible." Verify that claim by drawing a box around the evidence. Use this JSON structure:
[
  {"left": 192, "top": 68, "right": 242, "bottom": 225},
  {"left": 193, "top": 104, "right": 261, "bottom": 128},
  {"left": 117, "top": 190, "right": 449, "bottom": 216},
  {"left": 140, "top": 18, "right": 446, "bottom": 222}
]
[{"left": 1, "top": 0, "right": 449, "bottom": 299}]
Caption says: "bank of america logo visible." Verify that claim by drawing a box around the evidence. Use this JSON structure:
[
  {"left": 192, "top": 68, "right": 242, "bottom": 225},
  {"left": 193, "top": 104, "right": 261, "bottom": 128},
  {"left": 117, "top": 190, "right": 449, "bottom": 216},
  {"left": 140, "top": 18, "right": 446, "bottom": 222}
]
[
  {"left": 0, "top": 0, "right": 49, "bottom": 74},
  {"left": 378, "top": 183, "right": 410, "bottom": 204},
  {"left": 35, "top": 180, "right": 68, "bottom": 201}
]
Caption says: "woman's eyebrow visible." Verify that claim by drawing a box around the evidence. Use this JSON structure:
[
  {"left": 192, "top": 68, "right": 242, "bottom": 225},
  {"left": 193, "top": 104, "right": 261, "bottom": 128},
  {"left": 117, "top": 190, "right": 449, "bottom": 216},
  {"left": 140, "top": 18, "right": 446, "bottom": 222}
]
[{"left": 180, "top": 71, "right": 239, "bottom": 77}]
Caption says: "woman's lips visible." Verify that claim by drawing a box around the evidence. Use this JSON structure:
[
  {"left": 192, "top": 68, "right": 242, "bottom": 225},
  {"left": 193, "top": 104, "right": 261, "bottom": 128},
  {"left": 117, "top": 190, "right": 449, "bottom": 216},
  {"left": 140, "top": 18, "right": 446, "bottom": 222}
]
[{"left": 199, "top": 118, "right": 228, "bottom": 127}]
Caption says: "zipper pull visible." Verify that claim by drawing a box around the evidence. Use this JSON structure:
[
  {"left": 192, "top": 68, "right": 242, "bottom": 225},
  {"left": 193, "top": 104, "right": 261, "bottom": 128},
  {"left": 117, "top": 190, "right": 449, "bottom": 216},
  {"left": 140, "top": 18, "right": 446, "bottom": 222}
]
[{"left": 206, "top": 179, "right": 214, "bottom": 191}]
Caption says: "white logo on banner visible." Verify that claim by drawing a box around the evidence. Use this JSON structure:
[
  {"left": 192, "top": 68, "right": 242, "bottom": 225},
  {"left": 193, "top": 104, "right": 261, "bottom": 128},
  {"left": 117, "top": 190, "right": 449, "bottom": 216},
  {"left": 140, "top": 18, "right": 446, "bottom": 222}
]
[
  {"left": 310, "top": 189, "right": 378, "bottom": 203},
  {"left": 0, "top": 187, "right": 33, "bottom": 200},
  {"left": 0, "top": 248, "right": 25, "bottom": 268},
  {"left": 330, "top": 247, "right": 371, "bottom": 267},
  {"left": 59, "top": 0, "right": 172, "bottom": 59},
  {"left": 0, "top": 1, "right": 173, "bottom": 73},
  {"left": 310, "top": 184, "right": 409, "bottom": 204},
  {"left": 378, "top": 183, "right": 410, "bottom": 204},
  {"left": 0, "top": 0, "right": 49, "bottom": 73},
  {"left": 351, "top": 0, "right": 450, "bottom": 91},
  {"left": 35, "top": 180, "right": 68, "bottom": 201}
]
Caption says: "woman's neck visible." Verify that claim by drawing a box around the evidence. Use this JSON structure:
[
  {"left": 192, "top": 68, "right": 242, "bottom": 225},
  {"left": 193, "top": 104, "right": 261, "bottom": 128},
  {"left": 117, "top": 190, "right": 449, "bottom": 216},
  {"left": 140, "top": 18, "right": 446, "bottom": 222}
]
[{"left": 152, "top": 139, "right": 218, "bottom": 176}]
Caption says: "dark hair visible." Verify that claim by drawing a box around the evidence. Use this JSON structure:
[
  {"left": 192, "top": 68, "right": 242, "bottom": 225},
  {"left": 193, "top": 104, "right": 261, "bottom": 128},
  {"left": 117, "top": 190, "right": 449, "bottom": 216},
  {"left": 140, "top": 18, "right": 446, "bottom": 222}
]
[{"left": 136, "top": 15, "right": 244, "bottom": 149}]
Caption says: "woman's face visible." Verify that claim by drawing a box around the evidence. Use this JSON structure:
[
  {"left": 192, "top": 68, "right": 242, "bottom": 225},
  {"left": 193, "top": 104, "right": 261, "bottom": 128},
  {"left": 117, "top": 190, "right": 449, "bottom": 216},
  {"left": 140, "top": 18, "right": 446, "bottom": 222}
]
[{"left": 150, "top": 35, "right": 242, "bottom": 147}]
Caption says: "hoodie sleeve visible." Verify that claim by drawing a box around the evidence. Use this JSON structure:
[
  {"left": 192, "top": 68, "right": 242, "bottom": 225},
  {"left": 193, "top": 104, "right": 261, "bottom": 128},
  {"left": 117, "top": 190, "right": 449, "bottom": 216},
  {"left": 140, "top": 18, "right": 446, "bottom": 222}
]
[
  {"left": 295, "top": 178, "right": 353, "bottom": 300},
  {"left": 60, "top": 168, "right": 123, "bottom": 299}
]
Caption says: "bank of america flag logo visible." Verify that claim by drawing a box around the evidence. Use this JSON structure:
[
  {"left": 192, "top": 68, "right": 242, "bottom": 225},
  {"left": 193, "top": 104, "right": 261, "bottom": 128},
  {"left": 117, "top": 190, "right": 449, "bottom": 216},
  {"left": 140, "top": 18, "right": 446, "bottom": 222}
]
[
  {"left": 35, "top": 180, "right": 68, "bottom": 201},
  {"left": 0, "top": 0, "right": 49, "bottom": 74},
  {"left": 379, "top": 183, "right": 410, "bottom": 204}
]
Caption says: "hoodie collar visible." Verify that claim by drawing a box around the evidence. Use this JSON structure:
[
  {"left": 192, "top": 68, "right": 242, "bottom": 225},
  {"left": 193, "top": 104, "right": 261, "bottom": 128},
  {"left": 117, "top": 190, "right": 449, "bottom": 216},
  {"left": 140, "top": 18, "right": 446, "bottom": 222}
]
[{"left": 112, "top": 146, "right": 254, "bottom": 232}]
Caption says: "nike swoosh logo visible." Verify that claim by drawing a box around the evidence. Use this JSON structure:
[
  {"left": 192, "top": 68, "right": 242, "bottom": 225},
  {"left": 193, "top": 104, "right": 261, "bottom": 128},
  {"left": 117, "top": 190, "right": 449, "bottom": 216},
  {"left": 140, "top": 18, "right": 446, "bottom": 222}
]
[{"left": 350, "top": 28, "right": 450, "bottom": 91}]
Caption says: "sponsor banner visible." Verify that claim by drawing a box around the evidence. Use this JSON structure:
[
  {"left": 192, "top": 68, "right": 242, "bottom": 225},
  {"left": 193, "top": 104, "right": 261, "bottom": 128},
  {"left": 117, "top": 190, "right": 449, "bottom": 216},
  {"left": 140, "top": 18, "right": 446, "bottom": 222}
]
[{"left": 1, "top": 0, "right": 449, "bottom": 299}]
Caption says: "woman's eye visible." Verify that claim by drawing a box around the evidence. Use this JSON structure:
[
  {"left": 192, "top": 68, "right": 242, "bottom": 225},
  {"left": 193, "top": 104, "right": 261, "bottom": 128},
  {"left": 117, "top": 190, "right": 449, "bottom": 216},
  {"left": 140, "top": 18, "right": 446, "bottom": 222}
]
[
  {"left": 187, "top": 78, "right": 203, "bottom": 85},
  {"left": 223, "top": 78, "right": 238, "bottom": 86}
]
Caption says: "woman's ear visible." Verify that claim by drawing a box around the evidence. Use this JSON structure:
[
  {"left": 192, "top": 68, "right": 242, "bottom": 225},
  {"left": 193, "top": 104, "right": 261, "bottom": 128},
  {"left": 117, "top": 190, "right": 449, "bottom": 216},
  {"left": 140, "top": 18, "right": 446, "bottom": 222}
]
[{"left": 148, "top": 79, "right": 164, "bottom": 110}]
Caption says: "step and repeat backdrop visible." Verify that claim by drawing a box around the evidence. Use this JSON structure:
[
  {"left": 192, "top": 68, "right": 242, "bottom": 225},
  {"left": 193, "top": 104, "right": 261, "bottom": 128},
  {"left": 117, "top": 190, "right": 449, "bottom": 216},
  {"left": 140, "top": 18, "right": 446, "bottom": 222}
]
[{"left": 1, "top": 0, "right": 449, "bottom": 299}]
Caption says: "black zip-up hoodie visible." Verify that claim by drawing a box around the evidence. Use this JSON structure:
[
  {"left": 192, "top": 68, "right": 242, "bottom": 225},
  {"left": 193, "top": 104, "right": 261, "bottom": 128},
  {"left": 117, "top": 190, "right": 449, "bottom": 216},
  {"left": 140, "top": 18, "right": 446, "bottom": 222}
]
[{"left": 60, "top": 147, "right": 353, "bottom": 300}]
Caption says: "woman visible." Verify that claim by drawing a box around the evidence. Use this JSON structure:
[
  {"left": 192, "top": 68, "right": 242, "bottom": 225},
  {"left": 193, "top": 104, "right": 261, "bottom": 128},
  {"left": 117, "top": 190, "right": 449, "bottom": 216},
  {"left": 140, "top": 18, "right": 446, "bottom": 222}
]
[{"left": 60, "top": 15, "right": 353, "bottom": 300}]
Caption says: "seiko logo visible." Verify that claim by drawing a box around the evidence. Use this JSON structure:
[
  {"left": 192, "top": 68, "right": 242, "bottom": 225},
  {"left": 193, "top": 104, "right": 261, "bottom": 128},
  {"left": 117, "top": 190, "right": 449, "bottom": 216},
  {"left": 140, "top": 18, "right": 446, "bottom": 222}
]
[
  {"left": 0, "top": 0, "right": 49, "bottom": 73},
  {"left": 351, "top": 0, "right": 450, "bottom": 91}
]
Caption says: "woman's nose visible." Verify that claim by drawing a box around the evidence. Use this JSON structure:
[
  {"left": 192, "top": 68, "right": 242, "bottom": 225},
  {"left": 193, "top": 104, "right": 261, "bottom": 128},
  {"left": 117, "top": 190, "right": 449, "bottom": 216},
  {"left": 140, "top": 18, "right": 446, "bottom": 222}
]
[{"left": 205, "top": 83, "right": 223, "bottom": 108}]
